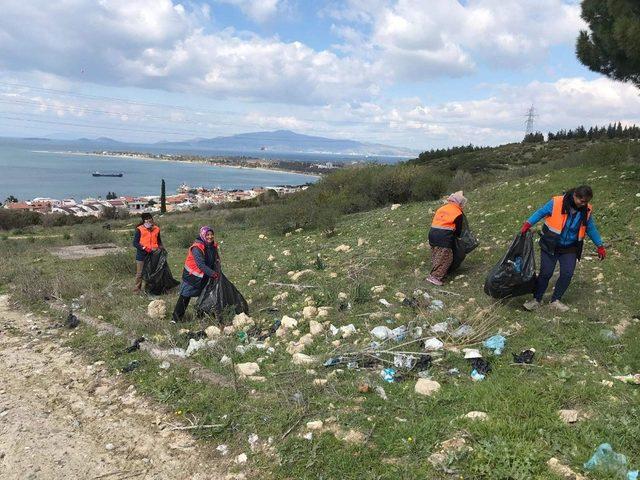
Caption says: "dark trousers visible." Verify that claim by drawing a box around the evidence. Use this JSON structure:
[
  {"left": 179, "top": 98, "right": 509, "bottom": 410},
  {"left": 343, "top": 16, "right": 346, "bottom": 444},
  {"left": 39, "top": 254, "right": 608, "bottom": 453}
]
[
  {"left": 534, "top": 249, "right": 577, "bottom": 302},
  {"left": 172, "top": 295, "right": 191, "bottom": 322}
]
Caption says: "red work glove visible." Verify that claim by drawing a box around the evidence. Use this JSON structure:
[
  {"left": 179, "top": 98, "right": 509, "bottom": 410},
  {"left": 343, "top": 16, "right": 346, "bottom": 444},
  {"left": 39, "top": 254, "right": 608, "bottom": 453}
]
[
  {"left": 597, "top": 246, "right": 606, "bottom": 260},
  {"left": 211, "top": 272, "right": 220, "bottom": 280},
  {"left": 520, "top": 221, "right": 532, "bottom": 234},
  {"left": 144, "top": 246, "right": 152, "bottom": 253}
]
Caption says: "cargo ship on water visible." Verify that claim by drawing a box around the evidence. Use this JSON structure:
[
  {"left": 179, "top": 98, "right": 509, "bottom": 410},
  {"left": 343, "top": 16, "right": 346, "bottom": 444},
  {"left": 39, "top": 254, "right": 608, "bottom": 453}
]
[{"left": 92, "top": 171, "right": 123, "bottom": 177}]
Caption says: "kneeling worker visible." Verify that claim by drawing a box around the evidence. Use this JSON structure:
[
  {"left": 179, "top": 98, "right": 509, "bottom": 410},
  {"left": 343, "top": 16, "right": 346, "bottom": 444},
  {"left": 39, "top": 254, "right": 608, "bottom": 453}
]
[
  {"left": 521, "top": 185, "right": 606, "bottom": 312},
  {"left": 426, "top": 191, "right": 467, "bottom": 286}
]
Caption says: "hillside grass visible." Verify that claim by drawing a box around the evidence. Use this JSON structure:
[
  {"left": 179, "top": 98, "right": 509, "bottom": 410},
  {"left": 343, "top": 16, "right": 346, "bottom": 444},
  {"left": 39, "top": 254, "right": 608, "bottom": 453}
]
[{"left": 1, "top": 138, "right": 639, "bottom": 479}]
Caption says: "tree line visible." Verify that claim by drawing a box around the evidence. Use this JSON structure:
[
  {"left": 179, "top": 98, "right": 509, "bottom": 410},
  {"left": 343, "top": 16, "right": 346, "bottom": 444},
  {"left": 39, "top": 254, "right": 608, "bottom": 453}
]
[{"left": 524, "top": 123, "right": 640, "bottom": 143}]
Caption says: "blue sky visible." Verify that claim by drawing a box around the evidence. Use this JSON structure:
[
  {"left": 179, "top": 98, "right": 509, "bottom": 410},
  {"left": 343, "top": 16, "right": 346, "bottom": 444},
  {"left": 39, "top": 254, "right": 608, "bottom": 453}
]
[{"left": 0, "top": 0, "right": 639, "bottom": 150}]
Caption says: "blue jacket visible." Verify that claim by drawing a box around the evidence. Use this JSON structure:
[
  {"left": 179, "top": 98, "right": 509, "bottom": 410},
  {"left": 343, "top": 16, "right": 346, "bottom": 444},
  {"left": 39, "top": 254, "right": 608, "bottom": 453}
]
[{"left": 527, "top": 199, "right": 603, "bottom": 247}]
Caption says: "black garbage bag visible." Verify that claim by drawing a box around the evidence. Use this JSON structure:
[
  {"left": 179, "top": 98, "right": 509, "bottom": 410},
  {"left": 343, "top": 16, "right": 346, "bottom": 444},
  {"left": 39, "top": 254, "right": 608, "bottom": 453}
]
[
  {"left": 484, "top": 232, "right": 537, "bottom": 298},
  {"left": 195, "top": 273, "right": 249, "bottom": 320},
  {"left": 449, "top": 216, "right": 479, "bottom": 273},
  {"left": 142, "top": 249, "right": 179, "bottom": 295}
]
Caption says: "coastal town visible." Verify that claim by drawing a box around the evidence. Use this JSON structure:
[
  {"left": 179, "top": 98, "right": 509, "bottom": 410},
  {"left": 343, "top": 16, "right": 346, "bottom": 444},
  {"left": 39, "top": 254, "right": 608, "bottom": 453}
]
[{"left": 2, "top": 183, "right": 309, "bottom": 217}]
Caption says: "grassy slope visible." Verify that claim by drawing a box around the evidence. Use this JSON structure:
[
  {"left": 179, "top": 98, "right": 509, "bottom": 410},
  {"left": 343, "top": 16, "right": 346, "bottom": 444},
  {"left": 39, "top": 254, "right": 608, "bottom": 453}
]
[{"left": 1, "top": 140, "right": 640, "bottom": 479}]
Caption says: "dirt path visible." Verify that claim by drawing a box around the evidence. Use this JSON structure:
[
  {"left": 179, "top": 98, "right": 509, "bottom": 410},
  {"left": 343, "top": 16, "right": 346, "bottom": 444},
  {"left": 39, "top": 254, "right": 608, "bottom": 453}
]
[{"left": 0, "top": 296, "right": 228, "bottom": 480}]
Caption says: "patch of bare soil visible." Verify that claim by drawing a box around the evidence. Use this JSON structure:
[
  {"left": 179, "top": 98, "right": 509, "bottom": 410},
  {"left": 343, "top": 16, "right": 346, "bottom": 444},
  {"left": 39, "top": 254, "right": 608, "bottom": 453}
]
[
  {"left": 49, "top": 243, "right": 126, "bottom": 260},
  {"left": 0, "top": 296, "right": 227, "bottom": 480}
]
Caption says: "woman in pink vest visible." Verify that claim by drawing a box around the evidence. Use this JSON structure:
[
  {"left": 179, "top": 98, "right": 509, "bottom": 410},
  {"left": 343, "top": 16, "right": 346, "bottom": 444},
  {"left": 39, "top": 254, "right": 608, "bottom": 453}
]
[{"left": 172, "top": 226, "right": 221, "bottom": 322}]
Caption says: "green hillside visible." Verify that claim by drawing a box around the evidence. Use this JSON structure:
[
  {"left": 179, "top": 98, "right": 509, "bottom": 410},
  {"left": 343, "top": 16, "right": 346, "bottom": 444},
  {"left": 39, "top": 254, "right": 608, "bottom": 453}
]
[{"left": 1, "top": 138, "right": 639, "bottom": 479}]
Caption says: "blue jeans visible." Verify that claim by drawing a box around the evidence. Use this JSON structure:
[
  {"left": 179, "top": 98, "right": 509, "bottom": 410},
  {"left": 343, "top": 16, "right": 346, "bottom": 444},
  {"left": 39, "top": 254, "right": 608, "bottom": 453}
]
[{"left": 534, "top": 250, "right": 577, "bottom": 302}]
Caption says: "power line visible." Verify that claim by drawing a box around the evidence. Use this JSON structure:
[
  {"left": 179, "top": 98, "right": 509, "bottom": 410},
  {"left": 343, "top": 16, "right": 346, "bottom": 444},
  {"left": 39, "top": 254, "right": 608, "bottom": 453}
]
[{"left": 524, "top": 105, "right": 537, "bottom": 135}]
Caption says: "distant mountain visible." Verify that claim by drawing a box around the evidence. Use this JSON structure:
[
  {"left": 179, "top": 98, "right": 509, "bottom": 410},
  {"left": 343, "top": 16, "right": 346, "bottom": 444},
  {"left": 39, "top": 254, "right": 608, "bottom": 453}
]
[{"left": 156, "top": 130, "right": 416, "bottom": 157}]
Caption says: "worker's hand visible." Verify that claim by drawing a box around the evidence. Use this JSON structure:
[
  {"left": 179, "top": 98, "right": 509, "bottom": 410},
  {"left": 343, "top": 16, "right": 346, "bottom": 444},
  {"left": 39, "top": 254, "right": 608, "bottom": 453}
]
[
  {"left": 597, "top": 246, "right": 606, "bottom": 261},
  {"left": 211, "top": 272, "right": 220, "bottom": 280},
  {"left": 520, "top": 221, "right": 532, "bottom": 234},
  {"left": 144, "top": 247, "right": 152, "bottom": 253}
]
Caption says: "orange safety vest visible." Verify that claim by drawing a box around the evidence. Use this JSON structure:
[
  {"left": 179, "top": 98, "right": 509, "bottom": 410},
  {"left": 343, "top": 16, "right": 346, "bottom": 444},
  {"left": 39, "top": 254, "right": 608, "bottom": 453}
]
[
  {"left": 431, "top": 203, "right": 463, "bottom": 230},
  {"left": 137, "top": 225, "right": 160, "bottom": 250},
  {"left": 184, "top": 242, "right": 206, "bottom": 278},
  {"left": 544, "top": 195, "right": 592, "bottom": 240}
]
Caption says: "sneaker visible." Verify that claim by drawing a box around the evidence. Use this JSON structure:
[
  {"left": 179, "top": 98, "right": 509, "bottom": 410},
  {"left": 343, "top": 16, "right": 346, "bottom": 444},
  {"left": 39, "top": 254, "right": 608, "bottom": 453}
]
[
  {"left": 426, "top": 275, "right": 444, "bottom": 286},
  {"left": 523, "top": 299, "right": 541, "bottom": 311},
  {"left": 549, "top": 300, "right": 570, "bottom": 312}
]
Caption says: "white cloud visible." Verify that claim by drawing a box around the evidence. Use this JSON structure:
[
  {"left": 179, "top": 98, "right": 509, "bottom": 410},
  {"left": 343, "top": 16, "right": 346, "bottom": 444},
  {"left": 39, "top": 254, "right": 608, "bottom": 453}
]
[
  {"left": 0, "top": 0, "right": 382, "bottom": 105},
  {"left": 329, "top": 0, "right": 585, "bottom": 79}
]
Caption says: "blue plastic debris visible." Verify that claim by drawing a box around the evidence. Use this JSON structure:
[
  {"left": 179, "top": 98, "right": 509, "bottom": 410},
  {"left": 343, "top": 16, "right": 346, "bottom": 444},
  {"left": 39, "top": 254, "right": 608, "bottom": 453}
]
[
  {"left": 470, "top": 369, "right": 485, "bottom": 381},
  {"left": 584, "top": 443, "right": 634, "bottom": 478},
  {"left": 380, "top": 368, "right": 397, "bottom": 383},
  {"left": 483, "top": 334, "right": 506, "bottom": 355}
]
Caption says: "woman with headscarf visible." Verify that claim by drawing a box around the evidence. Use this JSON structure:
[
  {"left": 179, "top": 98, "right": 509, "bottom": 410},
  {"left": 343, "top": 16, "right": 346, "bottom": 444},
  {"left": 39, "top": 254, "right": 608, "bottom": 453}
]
[
  {"left": 426, "top": 191, "right": 468, "bottom": 286},
  {"left": 172, "top": 226, "right": 221, "bottom": 322}
]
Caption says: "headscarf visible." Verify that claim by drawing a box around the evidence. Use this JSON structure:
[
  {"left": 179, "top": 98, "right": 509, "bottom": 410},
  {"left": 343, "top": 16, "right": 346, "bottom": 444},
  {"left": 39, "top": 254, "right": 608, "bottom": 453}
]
[
  {"left": 199, "top": 226, "right": 214, "bottom": 243},
  {"left": 447, "top": 190, "right": 467, "bottom": 209}
]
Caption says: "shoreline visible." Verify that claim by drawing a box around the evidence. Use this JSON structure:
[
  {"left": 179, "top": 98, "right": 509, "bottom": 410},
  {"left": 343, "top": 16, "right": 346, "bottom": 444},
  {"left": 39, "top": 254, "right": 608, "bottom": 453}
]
[{"left": 33, "top": 150, "right": 322, "bottom": 179}]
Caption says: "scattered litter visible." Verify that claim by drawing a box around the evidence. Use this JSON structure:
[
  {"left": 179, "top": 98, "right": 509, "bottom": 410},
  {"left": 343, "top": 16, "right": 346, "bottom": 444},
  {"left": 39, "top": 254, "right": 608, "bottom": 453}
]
[
  {"left": 448, "top": 368, "right": 460, "bottom": 376},
  {"left": 424, "top": 337, "right": 444, "bottom": 351},
  {"left": 235, "top": 453, "right": 248, "bottom": 464},
  {"left": 220, "top": 355, "right": 232, "bottom": 366},
  {"left": 513, "top": 348, "right": 536, "bottom": 364},
  {"left": 394, "top": 354, "right": 417, "bottom": 369},
  {"left": 122, "top": 360, "right": 139, "bottom": 373},
  {"left": 452, "top": 324, "right": 474, "bottom": 338},
  {"left": 357, "top": 383, "right": 370, "bottom": 393},
  {"left": 340, "top": 324, "right": 357, "bottom": 338},
  {"left": 483, "top": 334, "right": 506, "bottom": 355},
  {"left": 613, "top": 374, "right": 640, "bottom": 385},
  {"left": 248, "top": 433, "right": 259, "bottom": 450},
  {"left": 600, "top": 329, "right": 619, "bottom": 341},
  {"left": 159, "top": 361, "right": 170, "bottom": 370},
  {"left": 379, "top": 299, "right": 392, "bottom": 308},
  {"left": 375, "top": 386, "right": 388, "bottom": 400},
  {"left": 430, "top": 321, "right": 449, "bottom": 333},
  {"left": 323, "top": 356, "right": 346, "bottom": 367},
  {"left": 470, "top": 370, "right": 485, "bottom": 381},
  {"left": 185, "top": 338, "right": 208, "bottom": 357},
  {"left": 167, "top": 347, "right": 187, "bottom": 358},
  {"left": 430, "top": 300, "right": 444, "bottom": 311},
  {"left": 469, "top": 357, "right": 491, "bottom": 375},
  {"left": 584, "top": 443, "right": 638, "bottom": 479},
  {"left": 391, "top": 325, "right": 407, "bottom": 341},
  {"left": 463, "top": 348, "right": 482, "bottom": 359},
  {"left": 125, "top": 337, "right": 145, "bottom": 353},
  {"left": 306, "top": 420, "right": 324, "bottom": 430},
  {"left": 380, "top": 368, "right": 397, "bottom": 383},
  {"left": 65, "top": 311, "right": 79, "bottom": 329},
  {"left": 402, "top": 297, "right": 419, "bottom": 308},
  {"left": 216, "top": 444, "right": 229, "bottom": 456},
  {"left": 370, "top": 326, "right": 392, "bottom": 340},
  {"left": 303, "top": 432, "right": 313, "bottom": 440}
]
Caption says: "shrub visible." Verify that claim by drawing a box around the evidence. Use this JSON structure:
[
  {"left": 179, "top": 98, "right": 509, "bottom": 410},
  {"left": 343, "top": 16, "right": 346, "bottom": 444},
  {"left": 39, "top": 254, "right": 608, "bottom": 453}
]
[
  {"left": 75, "top": 226, "right": 115, "bottom": 245},
  {"left": 0, "top": 209, "right": 42, "bottom": 230}
]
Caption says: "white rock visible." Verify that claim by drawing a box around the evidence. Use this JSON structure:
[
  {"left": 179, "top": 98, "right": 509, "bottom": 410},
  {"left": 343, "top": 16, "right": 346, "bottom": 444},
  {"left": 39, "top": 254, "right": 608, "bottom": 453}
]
[
  {"left": 317, "top": 306, "right": 331, "bottom": 318},
  {"left": 357, "top": 237, "right": 366, "bottom": 246},
  {"left": 186, "top": 338, "right": 208, "bottom": 357},
  {"left": 205, "top": 325, "right": 221, "bottom": 339},
  {"left": 371, "top": 285, "right": 386, "bottom": 294},
  {"left": 309, "top": 320, "right": 324, "bottom": 336},
  {"left": 292, "top": 269, "right": 313, "bottom": 282},
  {"left": 267, "top": 254, "right": 275, "bottom": 261},
  {"left": 424, "top": 338, "right": 444, "bottom": 351},
  {"left": 233, "top": 312, "right": 254, "bottom": 330},
  {"left": 248, "top": 279, "right": 257, "bottom": 286},
  {"left": 306, "top": 420, "right": 324, "bottom": 430},
  {"left": 379, "top": 298, "right": 392, "bottom": 307},
  {"left": 282, "top": 249, "right": 291, "bottom": 256},
  {"left": 302, "top": 306, "right": 318, "bottom": 319},
  {"left": 338, "top": 292, "right": 348, "bottom": 301},
  {"left": 273, "top": 291, "right": 289, "bottom": 302},
  {"left": 464, "top": 411, "right": 488, "bottom": 421},
  {"left": 105, "top": 443, "right": 115, "bottom": 451},
  {"left": 235, "top": 453, "right": 248, "bottom": 464},
  {"left": 340, "top": 324, "right": 356, "bottom": 338},
  {"left": 390, "top": 203, "right": 401, "bottom": 210},
  {"left": 220, "top": 355, "right": 232, "bottom": 366},
  {"left": 558, "top": 409, "right": 579, "bottom": 424},
  {"left": 298, "top": 333, "right": 314, "bottom": 346},
  {"left": 281, "top": 315, "right": 298, "bottom": 329},
  {"left": 258, "top": 234, "right": 266, "bottom": 239},
  {"left": 223, "top": 325, "right": 235, "bottom": 335},
  {"left": 147, "top": 299, "right": 166, "bottom": 319},
  {"left": 313, "top": 378, "right": 328, "bottom": 386},
  {"left": 216, "top": 444, "right": 229, "bottom": 456},
  {"left": 463, "top": 348, "right": 482, "bottom": 359},
  {"left": 415, "top": 378, "right": 441, "bottom": 396},
  {"left": 236, "top": 362, "right": 260, "bottom": 376},
  {"left": 334, "top": 244, "right": 351, "bottom": 253},
  {"left": 292, "top": 353, "right": 314, "bottom": 365}
]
